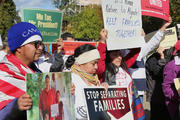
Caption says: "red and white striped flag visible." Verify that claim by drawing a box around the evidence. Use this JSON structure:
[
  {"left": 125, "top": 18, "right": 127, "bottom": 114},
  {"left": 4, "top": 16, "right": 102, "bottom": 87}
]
[{"left": 0, "top": 53, "right": 34, "bottom": 109}]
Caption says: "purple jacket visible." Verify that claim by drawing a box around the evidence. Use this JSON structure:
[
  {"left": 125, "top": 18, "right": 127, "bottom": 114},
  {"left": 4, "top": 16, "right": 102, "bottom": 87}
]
[{"left": 162, "top": 59, "right": 180, "bottom": 117}]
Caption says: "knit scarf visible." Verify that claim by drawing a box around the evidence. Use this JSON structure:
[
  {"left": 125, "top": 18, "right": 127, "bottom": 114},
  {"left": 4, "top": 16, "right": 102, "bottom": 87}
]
[{"left": 71, "top": 64, "right": 99, "bottom": 86}]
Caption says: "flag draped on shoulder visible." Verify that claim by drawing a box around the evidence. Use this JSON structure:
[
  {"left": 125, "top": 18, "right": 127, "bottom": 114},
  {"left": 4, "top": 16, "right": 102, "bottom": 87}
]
[{"left": 0, "top": 53, "right": 34, "bottom": 109}]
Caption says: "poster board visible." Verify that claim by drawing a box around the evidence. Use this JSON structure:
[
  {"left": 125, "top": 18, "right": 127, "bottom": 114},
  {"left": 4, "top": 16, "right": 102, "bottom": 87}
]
[
  {"left": 44, "top": 41, "right": 96, "bottom": 55},
  {"left": 145, "top": 27, "right": 178, "bottom": 50},
  {"left": 23, "top": 8, "right": 63, "bottom": 43},
  {"left": 102, "top": 0, "right": 144, "bottom": 50},
  {"left": 84, "top": 87, "right": 133, "bottom": 120},
  {"left": 141, "top": 0, "right": 169, "bottom": 21},
  {"left": 26, "top": 72, "right": 75, "bottom": 120}
]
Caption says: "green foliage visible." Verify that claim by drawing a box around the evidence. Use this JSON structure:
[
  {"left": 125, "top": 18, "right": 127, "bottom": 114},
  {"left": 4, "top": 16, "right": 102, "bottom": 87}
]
[
  {"left": 0, "top": 0, "right": 21, "bottom": 40},
  {"left": 66, "top": 5, "right": 103, "bottom": 41},
  {"left": 26, "top": 73, "right": 45, "bottom": 117}
]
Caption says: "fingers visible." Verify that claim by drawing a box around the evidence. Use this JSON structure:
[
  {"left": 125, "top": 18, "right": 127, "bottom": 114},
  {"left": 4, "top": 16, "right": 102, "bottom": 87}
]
[
  {"left": 18, "top": 94, "right": 33, "bottom": 111},
  {"left": 101, "top": 82, "right": 109, "bottom": 92},
  {"left": 71, "top": 83, "right": 75, "bottom": 95}
]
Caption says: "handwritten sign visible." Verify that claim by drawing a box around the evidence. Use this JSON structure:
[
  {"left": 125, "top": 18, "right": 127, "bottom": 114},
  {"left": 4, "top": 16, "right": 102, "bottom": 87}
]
[
  {"left": 102, "top": 0, "right": 144, "bottom": 50},
  {"left": 84, "top": 87, "right": 133, "bottom": 120},
  {"left": 141, "top": 0, "right": 169, "bottom": 21},
  {"left": 159, "top": 27, "right": 178, "bottom": 49},
  {"left": 145, "top": 27, "right": 178, "bottom": 50},
  {"left": 23, "top": 8, "right": 63, "bottom": 43}
]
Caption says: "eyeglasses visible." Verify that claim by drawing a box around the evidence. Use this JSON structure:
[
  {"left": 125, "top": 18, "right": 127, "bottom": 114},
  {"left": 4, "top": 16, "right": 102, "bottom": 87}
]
[{"left": 30, "top": 41, "right": 43, "bottom": 49}]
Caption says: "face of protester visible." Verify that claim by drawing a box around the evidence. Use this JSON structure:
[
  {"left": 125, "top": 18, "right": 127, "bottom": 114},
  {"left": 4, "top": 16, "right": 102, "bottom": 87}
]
[
  {"left": 45, "top": 76, "right": 50, "bottom": 90},
  {"left": 17, "top": 41, "right": 42, "bottom": 65},
  {"left": 66, "top": 37, "right": 75, "bottom": 41},
  {"left": 79, "top": 59, "right": 99, "bottom": 75},
  {"left": 109, "top": 50, "right": 122, "bottom": 67},
  {"left": 33, "top": 41, "right": 43, "bottom": 61},
  {"left": 57, "top": 38, "right": 64, "bottom": 51}
]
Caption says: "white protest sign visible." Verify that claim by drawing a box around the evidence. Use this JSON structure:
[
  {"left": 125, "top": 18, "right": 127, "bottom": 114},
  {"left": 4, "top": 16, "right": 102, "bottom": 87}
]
[
  {"left": 102, "top": 0, "right": 144, "bottom": 50},
  {"left": 159, "top": 27, "right": 178, "bottom": 49}
]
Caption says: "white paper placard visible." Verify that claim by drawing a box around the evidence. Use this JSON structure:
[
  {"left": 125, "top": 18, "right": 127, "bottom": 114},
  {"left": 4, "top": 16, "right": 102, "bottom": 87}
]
[{"left": 102, "top": 0, "right": 144, "bottom": 50}]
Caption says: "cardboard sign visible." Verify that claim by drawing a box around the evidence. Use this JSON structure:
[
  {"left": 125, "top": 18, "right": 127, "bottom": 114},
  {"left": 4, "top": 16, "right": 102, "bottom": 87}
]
[
  {"left": 145, "top": 27, "right": 178, "bottom": 50},
  {"left": 26, "top": 72, "right": 75, "bottom": 120},
  {"left": 159, "top": 27, "right": 178, "bottom": 49},
  {"left": 84, "top": 87, "right": 133, "bottom": 120},
  {"left": 23, "top": 8, "right": 63, "bottom": 43},
  {"left": 141, "top": 0, "right": 169, "bottom": 21},
  {"left": 45, "top": 41, "right": 96, "bottom": 55},
  {"left": 102, "top": 0, "right": 144, "bottom": 50}
]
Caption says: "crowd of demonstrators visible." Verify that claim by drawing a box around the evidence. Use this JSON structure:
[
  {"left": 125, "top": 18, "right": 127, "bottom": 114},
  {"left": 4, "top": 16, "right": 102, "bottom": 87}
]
[
  {"left": 0, "top": 22, "right": 43, "bottom": 120},
  {"left": 0, "top": 18, "right": 178, "bottom": 120},
  {"left": 162, "top": 40, "right": 180, "bottom": 120},
  {"left": 96, "top": 29, "right": 145, "bottom": 119}
]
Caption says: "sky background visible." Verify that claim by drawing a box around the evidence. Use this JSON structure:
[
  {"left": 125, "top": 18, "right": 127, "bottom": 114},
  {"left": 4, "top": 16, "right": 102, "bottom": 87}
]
[{"left": 14, "top": 0, "right": 57, "bottom": 16}]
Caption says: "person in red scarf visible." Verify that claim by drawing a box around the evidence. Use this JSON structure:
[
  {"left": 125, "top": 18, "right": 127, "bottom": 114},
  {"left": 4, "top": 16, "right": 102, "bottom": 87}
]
[{"left": 0, "top": 22, "right": 43, "bottom": 120}]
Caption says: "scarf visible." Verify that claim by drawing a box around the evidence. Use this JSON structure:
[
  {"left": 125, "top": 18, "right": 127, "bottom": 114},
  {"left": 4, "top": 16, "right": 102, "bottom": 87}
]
[
  {"left": 0, "top": 53, "right": 34, "bottom": 109},
  {"left": 71, "top": 64, "right": 99, "bottom": 86}
]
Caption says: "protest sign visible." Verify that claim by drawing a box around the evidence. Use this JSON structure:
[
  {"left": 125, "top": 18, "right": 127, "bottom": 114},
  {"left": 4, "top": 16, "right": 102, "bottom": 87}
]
[
  {"left": 141, "top": 0, "right": 169, "bottom": 21},
  {"left": 45, "top": 41, "right": 96, "bottom": 55},
  {"left": 145, "top": 27, "right": 178, "bottom": 50},
  {"left": 23, "top": 8, "right": 63, "bottom": 43},
  {"left": 102, "top": 0, "right": 144, "bottom": 50},
  {"left": 159, "top": 27, "right": 178, "bottom": 49},
  {"left": 174, "top": 78, "right": 180, "bottom": 96},
  {"left": 84, "top": 87, "right": 133, "bottom": 120},
  {"left": 26, "top": 72, "right": 75, "bottom": 120}
]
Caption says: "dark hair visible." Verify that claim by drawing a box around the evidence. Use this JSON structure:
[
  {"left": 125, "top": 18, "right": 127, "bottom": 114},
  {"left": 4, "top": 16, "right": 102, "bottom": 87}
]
[
  {"left": 164, "top": 47, "right": 175, "bottom": 61},
  {"left": 65, "top": 44, "right": 96, "bottom": 69},
  {"left": 43, "top": 110, "right": 50, "bottom": 120},
  {"left": 45, "top": 75, "right": 49, "bottom": 79},
  {"left": 61, "top": 32, "right": 74, "bottom": 40},
  {"left": 104, "top": 50, "right": 128, "bottom": 82}
]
